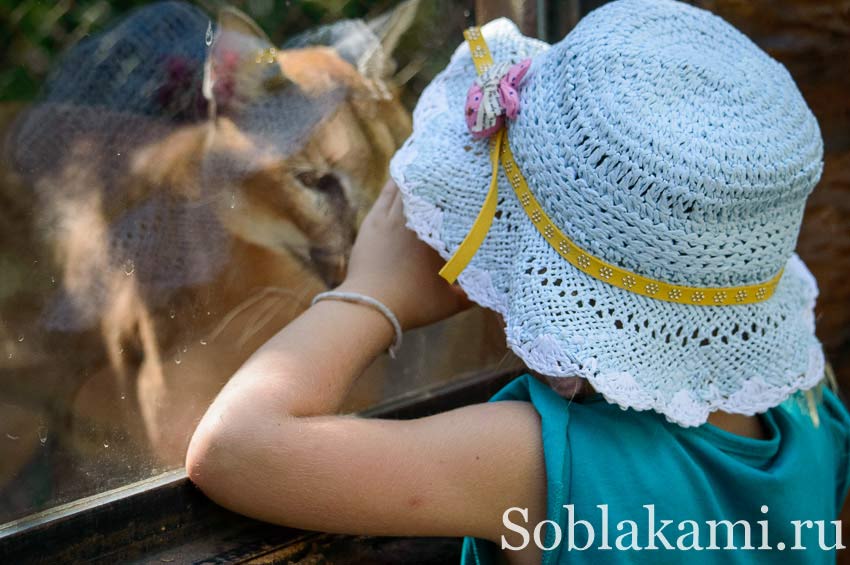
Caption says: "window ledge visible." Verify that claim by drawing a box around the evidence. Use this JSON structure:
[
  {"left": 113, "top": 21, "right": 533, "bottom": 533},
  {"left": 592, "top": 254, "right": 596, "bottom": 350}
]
[{"left": 0, "top": 368, "right": 521, "bottom": 564}]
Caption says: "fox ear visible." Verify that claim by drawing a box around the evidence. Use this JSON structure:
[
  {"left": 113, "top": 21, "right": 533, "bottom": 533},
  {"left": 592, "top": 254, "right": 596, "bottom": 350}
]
[
  {"left": 359, "top": 0, "right": 420, "bottom": 80},
  {"left": 203, "top": 7, "right": 290, "bottom": 116},
  {"left": 217, "top": 6, "right": 270, "bottom": 42},
  {"left": 282, "top": 0, "right": 419, "bottom": 83}
]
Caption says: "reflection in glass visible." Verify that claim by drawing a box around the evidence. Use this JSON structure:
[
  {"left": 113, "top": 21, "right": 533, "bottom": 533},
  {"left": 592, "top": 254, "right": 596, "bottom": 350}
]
[{"left": 0, "top": 1, "right": 511, "bottom": 525}]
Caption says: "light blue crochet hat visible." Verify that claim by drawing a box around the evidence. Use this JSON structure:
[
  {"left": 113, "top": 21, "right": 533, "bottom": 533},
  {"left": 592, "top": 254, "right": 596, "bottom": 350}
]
[{"left": 390, "top": 0, "right": 825, "bottom": 426}]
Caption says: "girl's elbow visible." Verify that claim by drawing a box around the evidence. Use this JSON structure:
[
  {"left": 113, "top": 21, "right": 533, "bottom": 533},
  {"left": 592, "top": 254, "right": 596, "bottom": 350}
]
[
  {"left": 185, "top": 390, "right": 262, "bottom": 494},
  {"left": 185, "top": 415, "right": 304, "bottom": 524},
  {"left": 185, "top": 416, "right": 237, "bottom": 497}
]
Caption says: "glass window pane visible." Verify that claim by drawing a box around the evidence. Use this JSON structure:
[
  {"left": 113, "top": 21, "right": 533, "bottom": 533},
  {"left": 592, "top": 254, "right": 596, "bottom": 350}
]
[{"left": 0, "top": 0, "right": 518, "bottom": 525}]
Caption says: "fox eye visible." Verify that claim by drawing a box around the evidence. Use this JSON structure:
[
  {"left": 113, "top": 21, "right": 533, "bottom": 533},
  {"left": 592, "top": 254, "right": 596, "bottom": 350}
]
[
  {"left": 296, "top": 171, "right": 343, "bottom": 197},
  {"left": 315, "top": 173, "right": 343, "bottom": 195}
]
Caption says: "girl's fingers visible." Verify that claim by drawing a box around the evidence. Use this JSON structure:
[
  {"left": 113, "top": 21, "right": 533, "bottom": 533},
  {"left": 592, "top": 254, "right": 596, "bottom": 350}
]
[
  {"left": 389, "top": 184, "right": 405, "bottom": 221},
  {"left": 386, "top": 180, "right": 402, "bottom": 214},
  {"left": 374, "top": 179, "right": 396, "bottom": 212}
]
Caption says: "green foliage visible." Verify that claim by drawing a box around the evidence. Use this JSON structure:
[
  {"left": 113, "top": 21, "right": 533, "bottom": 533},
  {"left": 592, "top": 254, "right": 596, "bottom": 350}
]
[
  {"left": 0, "top": 0, "right": 148, "bottom": 100},
  {"left": 0, "top": 0, "right": 419, "bottom": 101}
]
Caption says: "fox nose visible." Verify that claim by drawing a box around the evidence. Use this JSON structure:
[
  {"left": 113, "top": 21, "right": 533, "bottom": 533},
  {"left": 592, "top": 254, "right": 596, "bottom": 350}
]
[
  {"left": 315, "top": 212, "right": 357, "bottom": 287},
  {"left": 310, "top": 247, "right": 348, "bottom": 287},
  {"left": 304, "top": 173, "right": 361, "bottom": 287}
]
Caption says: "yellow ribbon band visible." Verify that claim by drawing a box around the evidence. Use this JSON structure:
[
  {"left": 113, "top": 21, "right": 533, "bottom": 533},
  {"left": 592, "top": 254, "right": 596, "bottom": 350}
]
[
  {"left": 438, "top": 26, "right": 784, "bottom": 306},
  {"left": 500, "top": 140, "right": 784, "bottom": 305},
  {"left": 438, "top": 129, "right": 503, "bottom": 282},
  {"left": 435, "top": 27, "right": 500, "bottom": 282}
]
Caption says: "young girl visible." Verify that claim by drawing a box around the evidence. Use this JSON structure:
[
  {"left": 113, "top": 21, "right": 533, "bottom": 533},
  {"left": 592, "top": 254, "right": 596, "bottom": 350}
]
[{"left": 186, "top": 1, "right": 850, "bottom": 562}]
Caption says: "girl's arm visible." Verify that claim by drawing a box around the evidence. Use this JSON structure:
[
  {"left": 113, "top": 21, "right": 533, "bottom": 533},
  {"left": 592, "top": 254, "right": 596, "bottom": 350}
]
[{"left": 185, "top": 182, "right": 546, "bottom": 545}]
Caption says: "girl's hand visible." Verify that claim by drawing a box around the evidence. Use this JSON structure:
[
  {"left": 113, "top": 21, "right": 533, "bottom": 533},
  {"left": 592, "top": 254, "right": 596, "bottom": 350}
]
[{"left": 338, "top": 180, "right": 471, "bottom": 330}]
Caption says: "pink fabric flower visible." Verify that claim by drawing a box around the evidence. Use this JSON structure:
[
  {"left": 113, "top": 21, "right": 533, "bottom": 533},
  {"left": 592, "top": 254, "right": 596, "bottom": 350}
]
[
  {"left": 465, "top": 58, "right": 531, "bottom": 139},
  {"left": 498, "top": 58, "right": 531, "bottom": 119}
]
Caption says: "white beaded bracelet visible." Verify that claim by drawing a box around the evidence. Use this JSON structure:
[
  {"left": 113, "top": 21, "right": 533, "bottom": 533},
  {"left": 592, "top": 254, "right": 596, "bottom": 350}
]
[{"left": 311, "top": 291, "right": 403, "bottom": 358}]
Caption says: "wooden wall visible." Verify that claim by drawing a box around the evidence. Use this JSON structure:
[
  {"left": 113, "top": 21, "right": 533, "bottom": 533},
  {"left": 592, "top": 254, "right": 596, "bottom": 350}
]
[{"left": 687, "top": 0, "right": 850, "bottom": 394}]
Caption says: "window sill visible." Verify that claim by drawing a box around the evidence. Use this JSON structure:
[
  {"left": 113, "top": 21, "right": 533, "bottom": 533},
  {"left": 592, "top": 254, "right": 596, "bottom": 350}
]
[{"left": 0, "top": 367, "right": 521, "bottom": 564}]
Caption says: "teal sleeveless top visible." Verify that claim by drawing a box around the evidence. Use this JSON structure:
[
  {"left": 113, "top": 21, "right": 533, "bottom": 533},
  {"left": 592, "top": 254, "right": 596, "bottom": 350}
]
[{"left": 461, "top": 374, "right": 850, "bottom": 564}]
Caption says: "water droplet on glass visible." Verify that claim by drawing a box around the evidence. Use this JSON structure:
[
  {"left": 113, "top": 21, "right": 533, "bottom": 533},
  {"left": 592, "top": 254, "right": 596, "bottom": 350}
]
[
  {"left": 229, "top": 193, "right": 237, "bottom": 209},
  {"left": 103, "top": 441, "right": 110, "bottom": 448},
  {"left": 7, "top": 353, "right": 12, "bottom": 360},
  {"left": 169, "top": 310, "right": 176, "bottom": 319},
  {"left": 199, "top": 339, "right": 207, "bottom": 346},
  {"left": 174, "top": 355, "right": 182, "bottom": 365},
  {"left": 37, "top": 426, "right": 48, "bottom": 446},
  {"left": 120, "top": 394, "right": 126, "bottom": 400},
  {"left": 6, "top": 433, "right": 19, "bottom": 440},
  {"left": 181, "top": 345, "right": 188, "bottom": 353},
  {"left": 205, "top": 21, "right": 213, "bottom": 46},
  {"left": 17, "top": 335, "right": 24, "bottom": 342},
  {"left": 50, "top": 276, "right": 55, "bottom": 285},
  {"left": 123, "top": 260, "right": 135, "bottom": 276}
]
